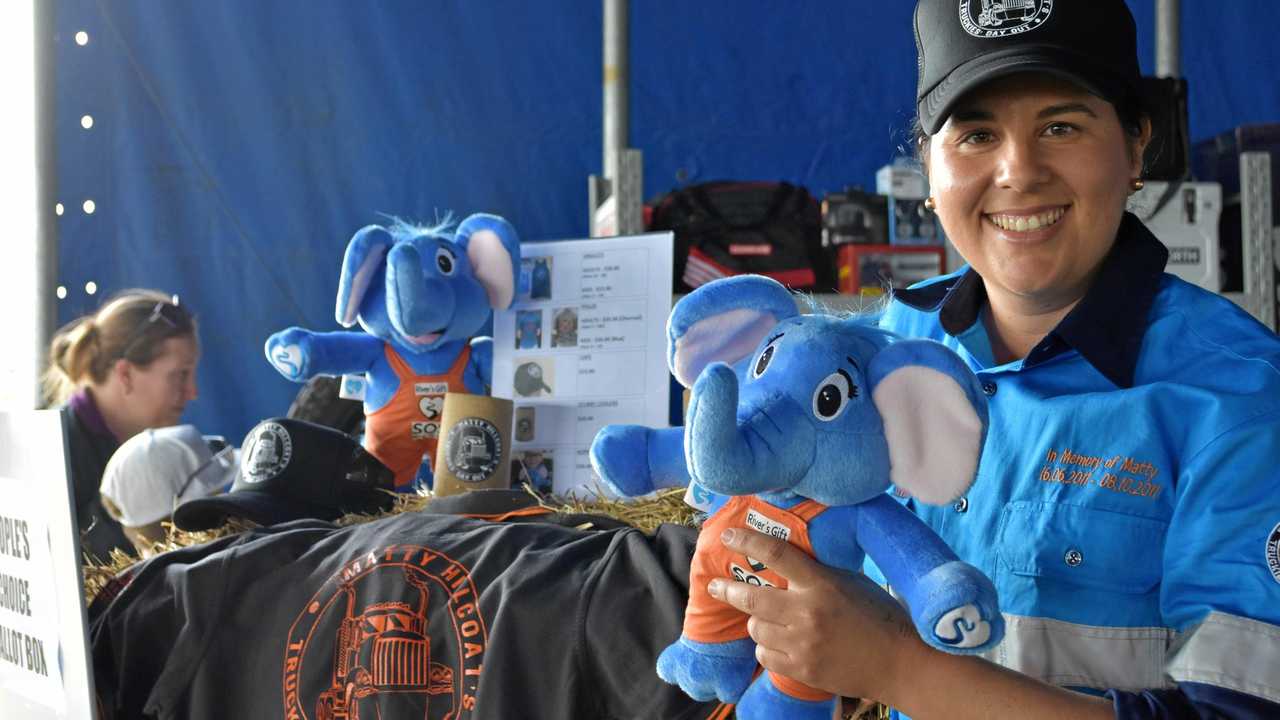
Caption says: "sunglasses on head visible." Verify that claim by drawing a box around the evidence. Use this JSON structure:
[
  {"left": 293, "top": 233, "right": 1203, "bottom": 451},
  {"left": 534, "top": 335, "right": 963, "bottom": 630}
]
[{"left": 122, "top": 296, "right": 190, "bottom": 355}]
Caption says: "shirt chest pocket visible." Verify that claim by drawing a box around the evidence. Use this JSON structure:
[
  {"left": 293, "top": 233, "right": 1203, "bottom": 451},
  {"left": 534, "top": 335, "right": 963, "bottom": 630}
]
[{"left": 996, "top": 501, "right": 1168, "bottom": 594}]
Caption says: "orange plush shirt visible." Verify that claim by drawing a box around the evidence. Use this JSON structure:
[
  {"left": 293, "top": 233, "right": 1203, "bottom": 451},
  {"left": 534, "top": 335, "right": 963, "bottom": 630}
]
[
  {"left": 364, "top": 344, "right": 472, "bottom": 491},
  {"left": 685, "top": 494, "right": 831, "bottom": 702}
]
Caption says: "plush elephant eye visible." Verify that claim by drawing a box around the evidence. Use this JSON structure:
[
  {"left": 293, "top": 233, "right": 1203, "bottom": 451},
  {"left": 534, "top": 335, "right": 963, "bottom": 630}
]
[
  {"left": 751, "top": 343, "right": 777, "bottom": 379},
  {"left": 812, "top": 370, "right": 855, "bottom": 421},
  {"left": 435, "top": 247, "right": 457, "bottom": 276}
]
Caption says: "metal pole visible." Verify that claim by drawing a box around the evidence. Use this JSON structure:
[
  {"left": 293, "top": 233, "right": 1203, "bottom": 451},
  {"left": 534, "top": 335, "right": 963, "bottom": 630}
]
[
  {"left": 1240, "top": 152, "right": 1275, "bottom": 330},
  {"left": 1155, "top": 0, "right": 1180, "bottom": 78},
  {"left": 603, "top": 0, "right": 628, "bottom": 181},
  {"left": 34, "top": 0, "right": 57, "bottom": 408}
]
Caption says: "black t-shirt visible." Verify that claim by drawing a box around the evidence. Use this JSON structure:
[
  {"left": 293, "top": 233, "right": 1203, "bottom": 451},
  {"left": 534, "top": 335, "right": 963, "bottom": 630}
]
[
  {"left": 89, "top": 511, "right": 725, "bottom": 720},
  {"left": 62, "top": 405, "right": 132, "bottom": 561}
]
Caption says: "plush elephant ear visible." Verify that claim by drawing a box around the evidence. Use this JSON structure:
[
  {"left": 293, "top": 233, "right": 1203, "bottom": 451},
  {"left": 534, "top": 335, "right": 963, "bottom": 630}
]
[
  {"left": 454, "top": 213, "right": 521, "bottom": 310},
  {"left": 668, "top": 275, "right": 798, "bottom": 388},
  {"left": 335, "top": 225, "right": 395, "bottom": 327},
  {"left": 867, "top": 340, "right": 989, "bottom": 506}
]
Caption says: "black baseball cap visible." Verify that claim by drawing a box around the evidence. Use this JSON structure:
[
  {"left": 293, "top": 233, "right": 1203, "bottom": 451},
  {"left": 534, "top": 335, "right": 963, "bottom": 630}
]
[
  {"left": 173, "top": 417, "right": 396, "bottom": 532},
  {"left": 514, "top": 361, "right": 552, "bottom": 396},
  {"left": 915, "top": 0, "right": 1142, "bottom": 135}
]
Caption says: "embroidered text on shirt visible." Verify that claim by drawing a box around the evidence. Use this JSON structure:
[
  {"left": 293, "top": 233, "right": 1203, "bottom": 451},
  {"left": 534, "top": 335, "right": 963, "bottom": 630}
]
[{"left": 1037, "top": 447, "right": 1164, "bottom": 500}]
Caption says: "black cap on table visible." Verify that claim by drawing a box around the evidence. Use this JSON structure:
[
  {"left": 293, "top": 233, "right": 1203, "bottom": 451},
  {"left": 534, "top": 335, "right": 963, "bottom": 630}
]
[{"left": 174, "top": 417, "right": 396, "bottom": 532}]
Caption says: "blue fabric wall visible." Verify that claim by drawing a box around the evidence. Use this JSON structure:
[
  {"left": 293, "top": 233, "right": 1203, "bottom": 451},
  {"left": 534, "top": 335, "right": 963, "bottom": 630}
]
[{"left": 51, "top": 1, "right": 1280, "bottom": 442}]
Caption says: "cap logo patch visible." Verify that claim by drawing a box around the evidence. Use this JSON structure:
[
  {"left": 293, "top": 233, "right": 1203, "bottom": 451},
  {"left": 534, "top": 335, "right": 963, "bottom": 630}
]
[
  {"left": 443, "top": 417, "right": 503, "bottom": 484},
  {"left": 959, "top": 0, "right": 1053, "bottom": 38},
  {"left": 241, "top": 421, "right": 293, "bottom": 484},
  {"left": 1267, "top": 521, "right": 1280, "bottom": 585}
]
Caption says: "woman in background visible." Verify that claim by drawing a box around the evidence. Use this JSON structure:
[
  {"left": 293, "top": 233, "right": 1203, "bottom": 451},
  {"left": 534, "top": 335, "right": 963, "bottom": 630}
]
[{"left": 43, "top": 289, "right": 199, "bottom": 560}]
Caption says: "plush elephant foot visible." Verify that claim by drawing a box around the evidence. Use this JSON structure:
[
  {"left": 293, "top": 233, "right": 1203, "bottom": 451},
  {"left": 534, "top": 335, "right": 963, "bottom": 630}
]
[
  {"left": 589, "top": 425, "right": 656, "bottom": 497},
  {"left": 736, "top": 673, "right": 835, "bottom": 720},
  {"left": 911, "top": 560, "right": 1004, "bottom": 654},
  {"left": 656, "top": 636, "right": 756, "bottom": 703}
]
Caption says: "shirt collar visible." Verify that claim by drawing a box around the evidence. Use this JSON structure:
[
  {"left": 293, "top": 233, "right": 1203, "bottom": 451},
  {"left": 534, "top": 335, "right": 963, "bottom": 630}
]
[
  {"left": 893, "top": 212, "right": 1169, "bottom": 388},
  {"left": 69, "top": 387, "right": 120, "bottom": 442}
]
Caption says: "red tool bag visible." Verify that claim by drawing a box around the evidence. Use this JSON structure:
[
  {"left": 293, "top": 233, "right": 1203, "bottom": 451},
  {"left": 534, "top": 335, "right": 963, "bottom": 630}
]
[{"left": 647, "top": 181, "right": 832, "bottom": 293}]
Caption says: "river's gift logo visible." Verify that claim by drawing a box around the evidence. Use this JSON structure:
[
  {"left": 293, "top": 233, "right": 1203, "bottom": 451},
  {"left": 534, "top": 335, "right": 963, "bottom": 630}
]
[
  {"left": 959, "top": 0, "right": 1053, "bottom": 38},
  {"left": 283, "top": 545, "right": 488, "bottom": 719}
]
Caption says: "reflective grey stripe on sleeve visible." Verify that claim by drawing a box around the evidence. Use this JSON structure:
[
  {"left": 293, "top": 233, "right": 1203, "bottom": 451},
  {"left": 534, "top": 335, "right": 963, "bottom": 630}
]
[
  {"left": 1165, "top": 611, "right": 1280, "bottom": 704},
  {"left": 980, "top": 614, "right": 1176, "bottom": 692}
]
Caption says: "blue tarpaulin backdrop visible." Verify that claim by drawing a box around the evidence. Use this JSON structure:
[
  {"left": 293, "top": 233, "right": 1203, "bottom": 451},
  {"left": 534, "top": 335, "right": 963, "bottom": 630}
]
[{"left": 52, "top": 1, "right": 1280, "bottom": 442}]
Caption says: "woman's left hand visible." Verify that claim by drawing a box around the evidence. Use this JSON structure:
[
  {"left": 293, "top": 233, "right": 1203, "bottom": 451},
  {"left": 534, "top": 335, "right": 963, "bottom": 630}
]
[{"left": 706, "top": 527, "right": 924, "bottom": 703}]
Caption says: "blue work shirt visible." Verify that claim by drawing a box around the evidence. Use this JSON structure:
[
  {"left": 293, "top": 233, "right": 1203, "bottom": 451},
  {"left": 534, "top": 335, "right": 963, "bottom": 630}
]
[{"left": 880, "top": 213, "right": 1280, "bottom": 717}]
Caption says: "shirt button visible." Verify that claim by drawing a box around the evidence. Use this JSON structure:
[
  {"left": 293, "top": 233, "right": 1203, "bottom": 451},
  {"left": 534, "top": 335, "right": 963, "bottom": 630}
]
[
  {"left": 981, "top": 381, "right": 997, "bottom": 397},
  {"left": 953, "top": 496, "right": 968, "bottom": 513},
  {"left": 1064, "top": 548, "right": 1084, "bottom": 567}
]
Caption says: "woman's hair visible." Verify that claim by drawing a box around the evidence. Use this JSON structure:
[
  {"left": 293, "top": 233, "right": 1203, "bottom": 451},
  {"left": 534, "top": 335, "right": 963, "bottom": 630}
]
[
  {"left": 554, "top": 308, "right": 577, "bottom": 330},
  {"left": 42, "top": 289, "right": 197, "bottom": 405}
]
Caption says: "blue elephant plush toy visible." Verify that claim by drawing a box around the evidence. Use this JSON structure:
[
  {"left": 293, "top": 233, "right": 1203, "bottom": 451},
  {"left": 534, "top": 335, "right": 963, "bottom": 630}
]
[
  {"left": 265, "top": 214, "right": 520, "bottom": 492},
  {"left": 589, "top": 287, "right": 756, "bottom": 503},
  {"left": 590, "top": 274, "right": 768, "bottom": 502},
  {"left": 633, "top": 275, "right": 1003, "bottom": 719}
]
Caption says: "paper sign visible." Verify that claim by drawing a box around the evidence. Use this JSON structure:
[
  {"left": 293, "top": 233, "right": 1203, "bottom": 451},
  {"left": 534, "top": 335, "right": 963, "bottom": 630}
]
[
  {"left": 0, "top": 411, "right": 97, "bottom": 719},
  {"left": 0, "top": 479, "right": 64, "bottom": 706},
  {"left": 492, "top": 233, "right": 674, "bottom": 497}
]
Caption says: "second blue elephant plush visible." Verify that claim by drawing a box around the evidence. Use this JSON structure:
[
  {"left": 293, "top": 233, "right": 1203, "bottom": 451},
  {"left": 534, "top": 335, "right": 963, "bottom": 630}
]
[
  {"left": 265, "top": 214, "right": 520, "bottom": 492},
  {"left": 624, "top": 275, "right": 1003, "bottom": 720}
]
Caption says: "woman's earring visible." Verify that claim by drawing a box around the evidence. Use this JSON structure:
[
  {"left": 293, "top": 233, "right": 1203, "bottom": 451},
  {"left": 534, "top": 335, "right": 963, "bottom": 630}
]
[
  {"left": 1130, "top": 178, "right": 1145, "bottom": 192},
  {"left": 924, "top": 196, "right": 936, "bottom": 212}
]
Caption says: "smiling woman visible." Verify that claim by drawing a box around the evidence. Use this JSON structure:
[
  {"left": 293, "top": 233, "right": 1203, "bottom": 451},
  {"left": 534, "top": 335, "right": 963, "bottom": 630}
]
[
  {"left": 923, "top": 73, "right": 1150, "bottom": 362},
  {"left": 708, "top": 1, "right": 1280, "bottom": 719},
  {"left": 42, "top": 289, "right": 199, "bottom": 560}
]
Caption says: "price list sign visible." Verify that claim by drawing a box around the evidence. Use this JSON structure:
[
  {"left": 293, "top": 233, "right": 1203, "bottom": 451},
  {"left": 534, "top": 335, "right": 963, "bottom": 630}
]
[{"left": 493, "top": 233, "right": 674, "bottom": 497}]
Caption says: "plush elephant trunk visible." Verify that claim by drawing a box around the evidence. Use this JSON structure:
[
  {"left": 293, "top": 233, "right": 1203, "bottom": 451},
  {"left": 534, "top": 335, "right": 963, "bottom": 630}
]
[
  {"left": 387, "top": 243, "right": 455, "bottom": 340},
  {"left": 685, "top": 363, "right": 816, "bottom": 495}
]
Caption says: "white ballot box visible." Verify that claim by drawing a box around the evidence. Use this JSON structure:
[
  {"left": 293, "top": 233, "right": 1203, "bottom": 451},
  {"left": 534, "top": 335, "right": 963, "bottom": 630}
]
[{"left": 0, "top": 410, "right": 98, "bottom": 719}]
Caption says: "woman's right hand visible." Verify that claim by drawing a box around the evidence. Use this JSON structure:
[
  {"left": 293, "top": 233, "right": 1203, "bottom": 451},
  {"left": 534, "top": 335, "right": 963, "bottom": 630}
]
[
  {"left": 707, "top": 527, "right": 928, "bottom": 704},
  {"left": 710, "top": 526, "right": 1117, "bottom": 719}
]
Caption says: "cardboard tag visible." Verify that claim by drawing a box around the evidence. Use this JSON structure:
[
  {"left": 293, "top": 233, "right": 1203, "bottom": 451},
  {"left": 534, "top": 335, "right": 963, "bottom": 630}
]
[{"left": 432, "top": 393, "right": 514, "bottom": 497}]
